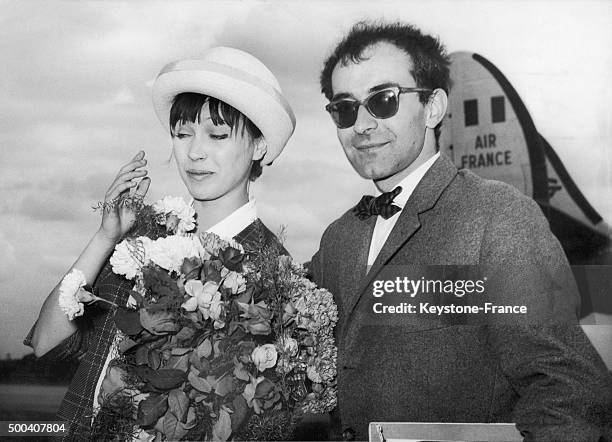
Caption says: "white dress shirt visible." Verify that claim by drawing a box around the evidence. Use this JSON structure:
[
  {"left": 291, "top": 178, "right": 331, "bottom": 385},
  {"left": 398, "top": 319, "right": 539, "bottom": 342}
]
[
  {"left": 367, "top": 153, "right": 440, "bottom": 266},
  {"left": 92, "top": 199, "right": 257, "bottom": 415}
]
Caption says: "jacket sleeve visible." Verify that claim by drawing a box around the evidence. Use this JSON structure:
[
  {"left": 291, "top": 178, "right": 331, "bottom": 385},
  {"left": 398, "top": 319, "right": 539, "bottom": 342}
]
[
  {"left": 23, "top": 314, "right": 93, "bottom": 362},
  {"left": 480, "top": 191, "right": 612, "bottom": 441}
]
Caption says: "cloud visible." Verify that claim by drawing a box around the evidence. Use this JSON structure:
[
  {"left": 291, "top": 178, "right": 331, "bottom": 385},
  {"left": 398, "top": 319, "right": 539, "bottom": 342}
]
[
  {"left": 0, "top": 231, "right": 17, "bottom": 280},
  {"left": 111, "top": 86, "right": 137, "bottom": 105},
  {"left": 20, "top": 192, "right": 87, "bottom": 222}
]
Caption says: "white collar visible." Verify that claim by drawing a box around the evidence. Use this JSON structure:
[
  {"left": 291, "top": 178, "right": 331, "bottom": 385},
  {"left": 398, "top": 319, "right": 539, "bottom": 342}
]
[
  {"left": 191, "top": 199, "right": 258, "bottom": 240},
  {"left": 375, "top": 152, "right": 440, "bottom": 209}
]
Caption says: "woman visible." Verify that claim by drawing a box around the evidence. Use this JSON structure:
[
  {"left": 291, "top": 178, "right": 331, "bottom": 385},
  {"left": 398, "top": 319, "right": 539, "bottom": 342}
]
[{"left": 25, "top": 47, "right": 296, "bottom": 440}]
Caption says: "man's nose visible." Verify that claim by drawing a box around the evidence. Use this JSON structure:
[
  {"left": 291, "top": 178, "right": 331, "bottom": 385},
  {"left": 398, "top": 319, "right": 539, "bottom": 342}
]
[
  {"left": 352, "top": 104, "right": 377, "bottom": 134},
  {"left": 188, "top": 136, "right": 208, "bottom": 160}
]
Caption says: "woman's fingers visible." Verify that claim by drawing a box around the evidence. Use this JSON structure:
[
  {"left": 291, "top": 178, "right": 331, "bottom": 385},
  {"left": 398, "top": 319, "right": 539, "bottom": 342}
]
[
  {"left": 115, "top": 169, "right": 148, "bottom": 185},
  {"left": 109, "top": 170, "right": 148, "bottom": 199},
  {"left": 103, "top": 151, "right": 149, "bottom": 209},
  {"left": 105, "top": 180, "right": 138, "bottom": 203},
  {"left": 134, "top": 177, "right": 151, "bottom": 199},
  {"left": 105, "top": 172, "right": 142, "bottom": 201},
  {"left": 117, "top": 151, "right": 147, "bottom": 176}
]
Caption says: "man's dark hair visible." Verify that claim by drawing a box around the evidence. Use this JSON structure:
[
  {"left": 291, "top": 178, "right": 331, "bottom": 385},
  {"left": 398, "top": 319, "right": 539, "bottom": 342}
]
[
  {"left": 320, "top": 21, "right": 451, "bottom": 144},
  {"left": 170, "top": 92, "right": 263, "bottom": 181}
]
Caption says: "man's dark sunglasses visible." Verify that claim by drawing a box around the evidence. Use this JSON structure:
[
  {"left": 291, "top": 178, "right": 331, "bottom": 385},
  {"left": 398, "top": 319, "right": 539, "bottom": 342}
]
[{"left": 325, "top": 86, "right": 431, "bottom": 129}]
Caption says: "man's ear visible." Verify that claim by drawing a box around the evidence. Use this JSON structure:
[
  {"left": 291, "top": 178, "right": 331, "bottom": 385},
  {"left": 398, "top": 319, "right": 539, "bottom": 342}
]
[
  {"left": 252, "top": 138, "right": 267, "bottom": 161},
  {"left": 425, "top": 88, "right": 448, "bottom": 129}
]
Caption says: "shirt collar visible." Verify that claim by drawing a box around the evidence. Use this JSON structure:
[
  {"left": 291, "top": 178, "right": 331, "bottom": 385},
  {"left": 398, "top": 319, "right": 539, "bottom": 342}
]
[
  {"left": 190, "top": 199, "right": 258, "bottom": 240},
  {"left": 376, "top": 152, "right": 440, "bottom": 209}
]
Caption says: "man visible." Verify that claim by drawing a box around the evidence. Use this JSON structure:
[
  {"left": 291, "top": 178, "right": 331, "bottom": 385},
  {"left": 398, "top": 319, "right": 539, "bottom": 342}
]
[{"left": 310, "top": 21, "right": 612, "bottom": 441}]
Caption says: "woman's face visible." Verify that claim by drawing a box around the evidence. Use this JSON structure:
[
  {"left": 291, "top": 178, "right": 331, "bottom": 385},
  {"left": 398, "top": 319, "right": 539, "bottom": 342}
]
[{"left": 172, "top": 103, "right": 265, "bottom": 202}]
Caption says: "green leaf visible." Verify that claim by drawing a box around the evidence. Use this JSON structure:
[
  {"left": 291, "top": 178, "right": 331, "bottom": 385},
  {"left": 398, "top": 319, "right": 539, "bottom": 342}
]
[
  {"left": 181, "top": 257, "right": 202, "bottom": 281},
  {"left": 254, "top": 378, "right": 275, "bottom": 399},
  {"left": 162, "top": 410, "right": 189, "bottom": 441},
  {"left": 128, "top": 290, "right": 144, "bottom": 307},
  {"left": 212, "top": 408, "right": 232, "bottom": 441},
  {"left": 189, "top": 352, "right": 211, "bottom": 374},
  {"left": 148, "top": 349, "right": 162, "bottom": 370},
  {"left": 230, "top": 395, "right": 250, "bottom": 432},
  {"left": 188, "top": 370, "right": 212, "bottom": 393},
  {"left": 136, "top": 394, "right": 168, "bottom": 428},
  {"left": 211, "top": 361, "right": 234, "bottom": 378},
  {"left": 133, "top": 365, "right": 154, "bottom": 380},
  {"left": 136, "top": 345, "right": 149, "bottom": 366},
  {"left": 146, "top": 296, "right": 177, "bottom": 313},
  {"left": 175, "top": 326, "right": 195, "bottom": 342},
  {"left": 236, "top": 286, "right": 254, "bottom": 304},
  {"left": 185, "top": 312, "right": 200, "bottom": 323},
  {"left": 201, "top": 260, "right": 223, "bottom": 283},
  {"left": 168, "top": 388, "right": 189, "bottom": 423},
  {"left": 219, "top": 247, "right": 244, "bottom": 272},
  {"left": 184, "top": 406, "right": 197, "bottom": 429},
  {"left": 117, "top": 337, "right": 138, "bottom": 354},
  {"left": 139, "top": 308, "right": 181, "bottom": 336},
  {"left": 214, "top": 373, "right": 234, "bottom": 397},
  {"left": 233, "top": 362, "right": 250, "bottom": 382},
  {"left": 146, "top": 368, "right": 187, "bottom": 391},
  {"left": 166, "top": 354, "right": 190, "bottom": 372},
  {"left": 171, "top": 347, "right": 191, "bottom": 356},
  {"left": 115, "top": 307, "right": 143, "bottom": 336},
  {"left": 196, "top": 338, "right": 212, "bottom": 359}
]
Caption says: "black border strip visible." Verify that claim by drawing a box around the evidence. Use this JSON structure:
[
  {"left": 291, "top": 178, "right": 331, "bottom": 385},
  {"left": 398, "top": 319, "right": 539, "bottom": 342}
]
[
  {"left": 471, "top": 53, "right": 549, "bottom": 204},
  {"left": 539, "top": 134, "right": 603, "bottom": 225}
]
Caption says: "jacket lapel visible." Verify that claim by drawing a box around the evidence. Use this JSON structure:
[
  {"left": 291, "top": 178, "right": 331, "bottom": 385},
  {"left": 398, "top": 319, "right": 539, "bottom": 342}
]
[
  {"left": 344, "top": 154, "right": 459, "bottom": 319},
  {"left": 339, "top": 211, "right": 377, "bottom": 314}
]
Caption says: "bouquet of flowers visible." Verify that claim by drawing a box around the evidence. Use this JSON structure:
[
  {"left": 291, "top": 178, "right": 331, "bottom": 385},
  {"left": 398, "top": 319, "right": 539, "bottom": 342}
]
[{"left": 59, "top": 196, "right": 337, "bottom": 441}]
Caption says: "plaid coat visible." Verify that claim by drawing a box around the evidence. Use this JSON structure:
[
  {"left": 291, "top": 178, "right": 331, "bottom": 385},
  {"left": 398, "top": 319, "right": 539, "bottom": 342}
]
[{"left": 24, "top": 219, "right": 284, "bottom": 441}]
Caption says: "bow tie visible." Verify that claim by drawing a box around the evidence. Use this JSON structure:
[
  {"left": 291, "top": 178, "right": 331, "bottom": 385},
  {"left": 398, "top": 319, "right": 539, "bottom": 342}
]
[{"left": 353, "top": 186, "right": 403, "bottom": 220}]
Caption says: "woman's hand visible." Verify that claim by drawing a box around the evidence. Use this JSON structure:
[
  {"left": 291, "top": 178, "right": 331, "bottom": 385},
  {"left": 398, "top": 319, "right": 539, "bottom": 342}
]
[{"left": 98, "top": 150, "right": 151, "bottom": 244}]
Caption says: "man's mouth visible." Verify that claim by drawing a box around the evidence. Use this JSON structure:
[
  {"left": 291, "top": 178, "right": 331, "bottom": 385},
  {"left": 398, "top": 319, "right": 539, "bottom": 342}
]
[
  {"left": 352, "top": 141, "right": 390, "bottom": 150},
  {"left": 186, "top": 169, "right": 214, "bottom": 181}
]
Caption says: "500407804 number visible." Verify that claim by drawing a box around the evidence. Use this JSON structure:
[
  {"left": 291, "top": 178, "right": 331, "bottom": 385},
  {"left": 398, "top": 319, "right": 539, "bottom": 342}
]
[{"left": 1, "top": 421, "right": 67, "bottom": 436}]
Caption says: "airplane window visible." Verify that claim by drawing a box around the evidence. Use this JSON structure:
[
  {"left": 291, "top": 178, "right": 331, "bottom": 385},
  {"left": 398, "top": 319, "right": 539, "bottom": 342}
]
[
  {"left": 491, "top": 96, "right": 505, "bottom": 123},
  {"left": 464, "top": 99, "right": 478, "bottom": 126}
]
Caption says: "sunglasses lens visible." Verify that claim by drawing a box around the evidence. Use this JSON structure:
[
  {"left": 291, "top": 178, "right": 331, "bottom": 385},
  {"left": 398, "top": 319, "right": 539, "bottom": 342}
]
[
  {"left": 367, "top": 90, "right": 399, "bottom": 119},
  {"left": 330, "top": 101, "right": 359, "bottom": 129},
  {"left": 326, "top": 89, "right": 401, "bottom": 128}
]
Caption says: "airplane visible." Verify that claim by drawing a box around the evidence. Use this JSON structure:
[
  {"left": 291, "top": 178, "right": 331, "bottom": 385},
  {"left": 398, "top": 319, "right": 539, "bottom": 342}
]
[{"left": 439, "top": 52, "right": 612, "bottom": 365}]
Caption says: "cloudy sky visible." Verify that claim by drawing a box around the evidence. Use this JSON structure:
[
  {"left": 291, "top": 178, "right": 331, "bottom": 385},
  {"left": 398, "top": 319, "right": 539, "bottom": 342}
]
[{"left": 1, "top": 0, "right": 610, "bottom": 359}]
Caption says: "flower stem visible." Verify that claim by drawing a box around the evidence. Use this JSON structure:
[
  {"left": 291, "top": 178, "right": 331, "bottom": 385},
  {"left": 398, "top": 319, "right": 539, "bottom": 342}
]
[{"left": 92, "top": 295, "right": 119, "bottom": 308}]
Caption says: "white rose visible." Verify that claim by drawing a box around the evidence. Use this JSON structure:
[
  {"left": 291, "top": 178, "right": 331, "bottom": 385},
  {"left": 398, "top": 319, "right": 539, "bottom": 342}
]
[{"left": 251, "top": 344, "right": 278, "bottom": 372}]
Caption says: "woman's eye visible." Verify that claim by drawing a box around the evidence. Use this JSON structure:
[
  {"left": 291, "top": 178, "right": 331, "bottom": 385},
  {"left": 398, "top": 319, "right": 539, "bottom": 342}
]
[
  {"left": 210, "top": 134, "right": 229, "bottom": 140},
  {"left": 175, "top": 133, "right": 191, "bottom": 139}
]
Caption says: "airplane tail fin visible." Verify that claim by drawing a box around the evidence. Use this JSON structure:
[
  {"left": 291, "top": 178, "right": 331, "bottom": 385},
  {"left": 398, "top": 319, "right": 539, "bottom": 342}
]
[{"left": 440, "top": 51, "right": 610, "bottom": 262}]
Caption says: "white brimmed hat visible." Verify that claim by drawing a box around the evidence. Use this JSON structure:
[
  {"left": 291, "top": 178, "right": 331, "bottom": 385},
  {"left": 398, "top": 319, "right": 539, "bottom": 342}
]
[{"left": 152, "top": 47, "right": 296, "bottom": 165}]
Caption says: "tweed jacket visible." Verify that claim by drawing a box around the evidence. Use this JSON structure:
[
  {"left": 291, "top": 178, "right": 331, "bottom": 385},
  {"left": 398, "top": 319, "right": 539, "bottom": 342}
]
[
  {"left": 24, "top": 218, "right": 284, "bottom": 441},
  {"left": 310, "top": 154, "right": 612, "bottom": 441}
]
